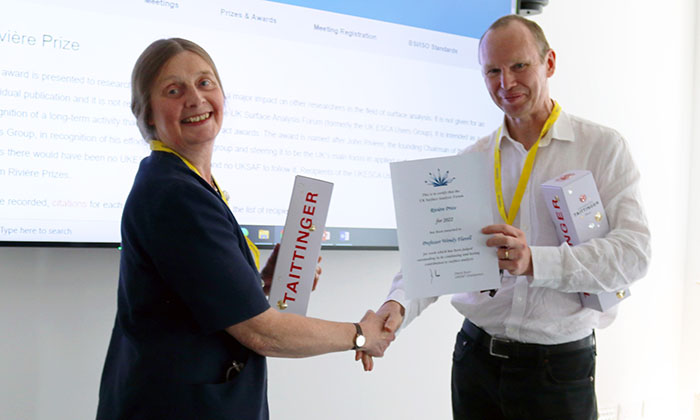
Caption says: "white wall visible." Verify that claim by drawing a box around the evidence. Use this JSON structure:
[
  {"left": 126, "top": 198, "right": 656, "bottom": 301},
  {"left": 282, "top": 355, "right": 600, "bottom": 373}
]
[
  {"left": 1, "top": 1, "right": 699, "bottom": 419},
  {"left": 531, "top": 1, "right": 698, "bottom": 418},
  {"left": 684, "top": 0, "right": 700, "bottom": 416},
  {"left": 0, "top": 248, "right": 119, "bottom": 420}
]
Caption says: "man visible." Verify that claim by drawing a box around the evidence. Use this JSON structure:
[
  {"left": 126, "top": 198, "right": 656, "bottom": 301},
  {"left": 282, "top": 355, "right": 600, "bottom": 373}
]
[{"left": 359, "top": 15, "right": 651, "bottom": 420}]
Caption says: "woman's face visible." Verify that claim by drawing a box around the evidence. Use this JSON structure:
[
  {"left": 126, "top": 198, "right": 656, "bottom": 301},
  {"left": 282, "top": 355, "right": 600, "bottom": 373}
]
[{"left": 148, "top": 51, "right": 224, "bottom": 150}]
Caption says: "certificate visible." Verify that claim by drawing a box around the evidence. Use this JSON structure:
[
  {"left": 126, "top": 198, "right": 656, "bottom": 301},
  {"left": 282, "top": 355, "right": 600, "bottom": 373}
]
[{"left": 390, "top": 153, "right": 500, "bottom": 299}]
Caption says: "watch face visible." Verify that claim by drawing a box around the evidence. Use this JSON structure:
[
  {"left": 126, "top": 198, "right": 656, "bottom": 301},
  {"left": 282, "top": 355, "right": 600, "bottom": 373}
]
[{"left": 355, "top": 334, "right": 366, "bottom": 348}]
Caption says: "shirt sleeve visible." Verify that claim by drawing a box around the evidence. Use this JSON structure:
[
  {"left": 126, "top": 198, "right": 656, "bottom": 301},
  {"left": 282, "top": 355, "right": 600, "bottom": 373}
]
[
  {"left": 530, "top": 133, "right": 651, "bottom": 293},
  {"left": 143, "top": 179, "right": 270, "bottom": 334},
  {"left": 385, "top": 270, "right": 439, "bottom": 331}
]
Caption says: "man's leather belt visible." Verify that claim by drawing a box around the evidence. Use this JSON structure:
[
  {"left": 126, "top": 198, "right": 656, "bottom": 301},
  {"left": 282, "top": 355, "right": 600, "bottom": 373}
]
[{"left": 461, "top": 319, "right": 595, "bottom": 360}]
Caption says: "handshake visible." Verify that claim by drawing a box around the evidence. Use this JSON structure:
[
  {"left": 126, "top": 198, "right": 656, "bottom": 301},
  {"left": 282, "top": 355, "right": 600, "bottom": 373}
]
[
  {"left": 259, "top": 248, "right": 404, "bottom": 370},
  {"left": 353, "top": 300, "right": 405, "bottom": 372}
]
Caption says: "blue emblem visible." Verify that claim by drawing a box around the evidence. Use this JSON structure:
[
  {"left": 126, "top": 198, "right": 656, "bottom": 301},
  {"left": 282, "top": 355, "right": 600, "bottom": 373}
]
[{"left": 425, "top": 169, "right": 455, "bottom": 187}]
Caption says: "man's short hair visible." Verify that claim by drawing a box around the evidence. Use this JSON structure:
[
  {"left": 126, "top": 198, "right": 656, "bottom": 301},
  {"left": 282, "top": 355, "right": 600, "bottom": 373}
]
[{"left": 479, "top": 15, "right": 551, "bottom": 61}]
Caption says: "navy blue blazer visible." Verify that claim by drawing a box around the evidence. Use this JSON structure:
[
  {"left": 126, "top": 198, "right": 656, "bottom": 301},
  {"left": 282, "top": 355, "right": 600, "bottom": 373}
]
[{"left": 97, "top": 151, "right": 271, "bottom": 420}]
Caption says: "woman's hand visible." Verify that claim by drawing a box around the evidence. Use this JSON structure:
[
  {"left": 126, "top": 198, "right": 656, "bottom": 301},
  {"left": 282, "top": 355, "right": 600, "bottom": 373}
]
[
  {"left": 260, "top": 244, "right": 322, "bottom": 296},
  {"left": 260, "top": 244, "right": 280, "bottom": 296},
  {"left": 312, "top": 255, "right": 322, "bottom": 291}
]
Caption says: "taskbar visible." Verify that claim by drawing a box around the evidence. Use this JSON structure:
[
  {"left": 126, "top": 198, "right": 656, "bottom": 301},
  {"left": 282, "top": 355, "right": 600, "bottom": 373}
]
[{"left": 240, "top": 225, "right": 398, "bottom": 250}]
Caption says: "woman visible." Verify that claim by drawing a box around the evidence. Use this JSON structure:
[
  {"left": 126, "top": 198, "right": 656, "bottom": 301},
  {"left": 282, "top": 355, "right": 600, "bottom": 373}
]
[{"left": 96, "top": 38, "right": 392, "bottom": 420}]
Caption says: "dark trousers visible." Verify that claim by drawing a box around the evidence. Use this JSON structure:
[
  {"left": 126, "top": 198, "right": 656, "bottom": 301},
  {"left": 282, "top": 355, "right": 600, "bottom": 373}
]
[{"left": 451, "top": 322, "right": 597, "bottom": 420}]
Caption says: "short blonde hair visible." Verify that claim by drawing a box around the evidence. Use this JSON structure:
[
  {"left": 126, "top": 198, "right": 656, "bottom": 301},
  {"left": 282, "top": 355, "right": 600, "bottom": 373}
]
[{"left": 479, "top": 15, "right": 551, "bottom": 61}]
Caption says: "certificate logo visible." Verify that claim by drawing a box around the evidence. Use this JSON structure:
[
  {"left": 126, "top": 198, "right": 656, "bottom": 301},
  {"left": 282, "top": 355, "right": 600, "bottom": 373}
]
[
  {"left": 258, "top": 229, "right": 270, "bottom": 240},
  {"left": 339, "top": 231, "right": 350, "bottom": 241},
  {"left": 425, "top": 168, "right": 455, "bottom": 187}
]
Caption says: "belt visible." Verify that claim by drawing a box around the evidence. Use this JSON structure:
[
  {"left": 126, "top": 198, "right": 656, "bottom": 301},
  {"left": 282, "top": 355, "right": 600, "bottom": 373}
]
[{"left": 461, "top": 319, "right": 595, "bottom": 360}]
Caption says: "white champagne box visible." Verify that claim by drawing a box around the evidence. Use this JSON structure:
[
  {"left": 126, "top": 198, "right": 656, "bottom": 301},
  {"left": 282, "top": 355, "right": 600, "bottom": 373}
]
[
  {"left": 268, "top": 175, "right": 333, "bottom": 315},
  {"left": 540, "top": 170, "right": 630, "bottom": 311}
]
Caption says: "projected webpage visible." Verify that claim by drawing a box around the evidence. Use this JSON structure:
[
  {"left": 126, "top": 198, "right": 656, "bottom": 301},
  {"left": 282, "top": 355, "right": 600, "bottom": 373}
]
[{"left": 0, "top": 0, "right": 508, "bottom": 247}]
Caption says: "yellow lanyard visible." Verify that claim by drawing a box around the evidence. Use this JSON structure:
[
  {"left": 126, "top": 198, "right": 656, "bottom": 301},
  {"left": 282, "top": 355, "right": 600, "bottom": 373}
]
[
  {"left": 493, "top": 101, "right": 561, "bottom": 225},
  {"left": 149, "top": 140, "right": 261, "bottom": 269}
]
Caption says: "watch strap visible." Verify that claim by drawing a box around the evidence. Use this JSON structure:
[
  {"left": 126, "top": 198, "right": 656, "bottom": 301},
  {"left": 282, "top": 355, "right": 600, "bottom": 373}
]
[{"left": 352, "top": 323, "right": 364, "bottom": 350}]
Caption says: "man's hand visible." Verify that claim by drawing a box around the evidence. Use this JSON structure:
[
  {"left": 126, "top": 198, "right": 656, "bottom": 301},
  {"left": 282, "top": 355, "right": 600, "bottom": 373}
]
[
  {"left": 355, "top": 300, "right": 404, "bottom": 371},
  {"left": 260, "top": 244, "right": 322, "bottom": 296},
  {"left": 357, "top": 310, "right": 396, "bottom": 360},
  {"left": 482, "top": 224, "right": 533, "bottom": 276}
]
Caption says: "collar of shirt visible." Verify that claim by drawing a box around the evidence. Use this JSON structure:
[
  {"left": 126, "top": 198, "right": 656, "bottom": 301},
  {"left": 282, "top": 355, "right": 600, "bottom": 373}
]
[{"left": 499, "top": 110, "right": 576, "bottom": 149}]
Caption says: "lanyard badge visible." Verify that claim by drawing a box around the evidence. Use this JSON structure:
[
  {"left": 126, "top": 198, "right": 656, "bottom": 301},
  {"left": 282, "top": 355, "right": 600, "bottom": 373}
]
[{"left": 493, "top": 101, "right": 562, "bottom": 226}]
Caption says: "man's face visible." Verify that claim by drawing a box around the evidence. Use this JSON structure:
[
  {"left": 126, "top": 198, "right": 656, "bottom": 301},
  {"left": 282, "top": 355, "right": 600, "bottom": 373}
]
[{"left": 479, "top": 22, "right": 555, "bottom": 121}]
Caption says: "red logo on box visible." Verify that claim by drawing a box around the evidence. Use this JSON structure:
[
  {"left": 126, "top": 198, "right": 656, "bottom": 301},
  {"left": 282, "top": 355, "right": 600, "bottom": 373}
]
[{"left": 557, "top": 173, "right": 576, "bottom": 182}]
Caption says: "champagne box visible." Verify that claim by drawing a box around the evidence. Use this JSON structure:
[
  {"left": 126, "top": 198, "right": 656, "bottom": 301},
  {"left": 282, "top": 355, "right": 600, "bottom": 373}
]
[
  {"left": 541, "top": 170, "right": 630, "bottom": 311},
  {"left": 268, "top": 175, "right": 333, "bottom": 315}
]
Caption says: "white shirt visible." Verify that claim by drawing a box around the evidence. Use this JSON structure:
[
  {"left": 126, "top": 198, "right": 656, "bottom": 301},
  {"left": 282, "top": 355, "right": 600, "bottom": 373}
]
[{"left": 386, "top": 110, "right": 651, "bottom": 345}]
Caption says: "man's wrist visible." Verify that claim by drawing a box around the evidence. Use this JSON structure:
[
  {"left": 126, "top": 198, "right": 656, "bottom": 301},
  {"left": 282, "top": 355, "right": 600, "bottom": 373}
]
[{"left": 384, "top": 300, "right": 405, "bottom": 317}]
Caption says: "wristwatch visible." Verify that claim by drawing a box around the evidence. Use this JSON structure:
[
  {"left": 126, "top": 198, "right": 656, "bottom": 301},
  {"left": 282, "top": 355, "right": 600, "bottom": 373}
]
[{"left": 352, "top": 323, "right": 365, "bottom": 350}]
